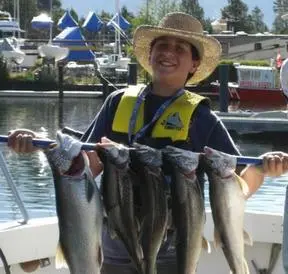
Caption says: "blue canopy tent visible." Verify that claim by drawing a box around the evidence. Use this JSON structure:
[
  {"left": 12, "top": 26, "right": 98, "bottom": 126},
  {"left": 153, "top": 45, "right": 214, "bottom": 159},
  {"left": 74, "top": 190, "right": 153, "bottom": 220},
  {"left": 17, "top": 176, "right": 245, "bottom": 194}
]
[
  {"left": 82, "top": 11, "right": 103, "bottom": 32},
  {"left": 31, "top": 13, "right": 53, "bottom": 29},
  {"left": 53, "top": 27, "right": 95, "bottom": 62},
  {"left": 57, "top": 10, "right": 78, "bottom": 30},
  {"left": 107, "top": 13, "right": 131, "bottom": 31}
]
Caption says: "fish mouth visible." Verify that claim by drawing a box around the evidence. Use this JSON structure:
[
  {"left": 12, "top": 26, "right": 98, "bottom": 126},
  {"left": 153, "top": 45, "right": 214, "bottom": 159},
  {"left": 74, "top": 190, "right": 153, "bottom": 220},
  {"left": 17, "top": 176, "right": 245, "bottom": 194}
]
[
  {"left": 131, "top": 143, "right": 162, "bottom": 167},
  {"left": 203, "top": 146, "right": 237, "bottom": 177},
  {"left": 162, "top": 146, "right": 199, "bottom": 174},
  {"left": 45, "top": 131, "right": 83, "bottom": 173},
  {"left": 98, "top": 143, "right": 130, "bottom": 166},
  {"left": 45, "top": 147, "right": 73, "bottom": 173}
]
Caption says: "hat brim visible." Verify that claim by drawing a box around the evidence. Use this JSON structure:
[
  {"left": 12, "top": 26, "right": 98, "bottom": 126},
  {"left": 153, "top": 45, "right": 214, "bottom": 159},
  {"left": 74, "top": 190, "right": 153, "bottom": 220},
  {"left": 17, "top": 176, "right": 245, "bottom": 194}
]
[{"left": 133, "top": 25, "right": 222, "bottom": 84}]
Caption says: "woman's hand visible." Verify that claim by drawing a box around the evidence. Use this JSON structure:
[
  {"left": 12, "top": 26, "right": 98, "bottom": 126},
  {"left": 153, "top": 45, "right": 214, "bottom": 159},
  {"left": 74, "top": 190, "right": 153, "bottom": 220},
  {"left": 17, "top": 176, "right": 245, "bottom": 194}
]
[
  {"left": 261, "top": 151, "right": 288, "bottom": 177},
  {"left": 65, "top": 136, "right": 115, "bottom": 178},
  {"left": 7, "top": 129, "right": 39, "bottom": 153}
]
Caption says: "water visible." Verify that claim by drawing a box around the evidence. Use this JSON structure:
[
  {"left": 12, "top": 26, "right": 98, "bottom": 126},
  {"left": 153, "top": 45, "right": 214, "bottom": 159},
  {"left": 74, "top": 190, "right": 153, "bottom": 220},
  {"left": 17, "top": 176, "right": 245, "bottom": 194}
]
[{"left": 0, "top": 95, "right": 287, "bottom": 223}]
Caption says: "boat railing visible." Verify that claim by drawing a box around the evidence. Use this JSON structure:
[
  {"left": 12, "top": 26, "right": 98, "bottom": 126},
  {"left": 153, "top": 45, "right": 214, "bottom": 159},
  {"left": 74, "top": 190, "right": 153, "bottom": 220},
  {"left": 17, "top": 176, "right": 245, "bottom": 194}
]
[{"left": 0, "top": 151, "right": 29, "bottom": 224}]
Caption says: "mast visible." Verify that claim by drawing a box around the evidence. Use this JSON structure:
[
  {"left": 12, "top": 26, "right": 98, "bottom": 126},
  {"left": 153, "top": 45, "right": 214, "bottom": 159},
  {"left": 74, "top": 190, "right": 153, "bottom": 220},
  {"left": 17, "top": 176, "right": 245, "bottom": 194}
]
[
  {"left": 115, "top": 0, "right": 121, "bottom": 56},
  {"left": 49, "top": 0, "right": 52, "bottom": 43},
  {"left": 13, "top": 0, "right": 17, "bottom": 36}
]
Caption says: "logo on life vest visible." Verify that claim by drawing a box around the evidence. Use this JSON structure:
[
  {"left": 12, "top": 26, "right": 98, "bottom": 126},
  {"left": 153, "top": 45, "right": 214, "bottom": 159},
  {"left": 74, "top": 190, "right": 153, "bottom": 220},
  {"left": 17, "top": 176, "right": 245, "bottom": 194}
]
[{"left": 161, "top": 112, "right": 183, "bottom": 130}]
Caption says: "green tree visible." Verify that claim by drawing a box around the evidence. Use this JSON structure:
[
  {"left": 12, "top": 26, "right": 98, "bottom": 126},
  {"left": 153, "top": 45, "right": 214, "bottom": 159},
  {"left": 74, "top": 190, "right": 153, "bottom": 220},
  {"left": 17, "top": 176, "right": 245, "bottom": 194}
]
[
  {"left": 221, "top": 0, "right": 252, "bottom": 33},
  {"left": 142, "top": 0, "right": 180, "bottom": 25},
  {"left": 121, "top": 5, "right": 135, "bottom": 23},
  {"left": 0, "top": 0, "right": 14, "bottom": 16},
  {"left": 180, "top": 0, "right": 204, "bottom": 21},
  {"left": 273, "top": 0, "right": 288, "bottom": 33},
  {"left": 69, "top": 8, "right": 79, "bottom": 23},
  {"left": 19, "top": 0, "right": 38, "bottom": 38},
  {"left": 250, "top": 6, "right": 268, "bottom": 33}
]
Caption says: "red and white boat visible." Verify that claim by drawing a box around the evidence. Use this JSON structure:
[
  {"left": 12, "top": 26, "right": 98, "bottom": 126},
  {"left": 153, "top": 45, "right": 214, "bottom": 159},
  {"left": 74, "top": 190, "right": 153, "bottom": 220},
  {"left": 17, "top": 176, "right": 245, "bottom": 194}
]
[{"left": 211, "top": 65, "right": 287, "bottom": 106}]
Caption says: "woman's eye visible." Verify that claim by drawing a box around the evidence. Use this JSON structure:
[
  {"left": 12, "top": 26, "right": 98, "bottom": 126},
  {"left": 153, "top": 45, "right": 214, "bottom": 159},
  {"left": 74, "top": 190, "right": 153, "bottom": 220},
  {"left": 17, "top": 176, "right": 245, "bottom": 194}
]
[
  {"left": 177, "top": 45, "right": 188, "bottom": 53},
  {"left": 157, "top": 43, "right": 168, "bottom": 50}
]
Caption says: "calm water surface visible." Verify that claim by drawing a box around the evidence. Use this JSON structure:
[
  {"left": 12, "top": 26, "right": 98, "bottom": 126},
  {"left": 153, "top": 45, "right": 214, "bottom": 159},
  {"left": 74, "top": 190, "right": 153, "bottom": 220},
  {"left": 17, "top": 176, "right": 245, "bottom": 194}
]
[{"left": 0, "top": 95, "right": 287, "bottom": 222}]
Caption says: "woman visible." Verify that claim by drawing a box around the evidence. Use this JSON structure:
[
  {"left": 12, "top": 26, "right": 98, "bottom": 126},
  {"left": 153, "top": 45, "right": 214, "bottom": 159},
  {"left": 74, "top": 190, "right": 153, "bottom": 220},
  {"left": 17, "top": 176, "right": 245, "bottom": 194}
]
[{"left": 8, "top": 12, "right": 288, "bottom": 274}]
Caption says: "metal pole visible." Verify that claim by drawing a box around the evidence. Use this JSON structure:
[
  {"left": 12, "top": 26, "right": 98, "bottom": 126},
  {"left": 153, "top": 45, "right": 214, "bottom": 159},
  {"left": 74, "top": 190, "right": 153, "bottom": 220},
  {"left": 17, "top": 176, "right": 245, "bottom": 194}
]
[
  {"left": 0, "top": 152, "right": 29, "bottom": 224},
  {"left": 219, "top": 64, "right": 229, "bottom": 112}
]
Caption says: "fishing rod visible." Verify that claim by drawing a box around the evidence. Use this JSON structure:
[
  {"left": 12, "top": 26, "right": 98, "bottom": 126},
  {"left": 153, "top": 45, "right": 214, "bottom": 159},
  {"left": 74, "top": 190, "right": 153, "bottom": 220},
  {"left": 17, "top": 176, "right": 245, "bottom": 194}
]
[
  {"left": 0, "top": 134, "right": 263, "bottom": 166},
  {"left": 0, "top": 135, "right": 97, "bottom": 151}
]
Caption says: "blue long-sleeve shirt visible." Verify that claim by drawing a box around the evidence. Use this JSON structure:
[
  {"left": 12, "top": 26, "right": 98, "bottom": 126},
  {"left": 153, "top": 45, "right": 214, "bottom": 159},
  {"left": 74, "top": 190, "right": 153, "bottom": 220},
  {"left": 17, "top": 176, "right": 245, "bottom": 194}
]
[{"left": 81, "top": 87, "right": 240, "bottom": 264}]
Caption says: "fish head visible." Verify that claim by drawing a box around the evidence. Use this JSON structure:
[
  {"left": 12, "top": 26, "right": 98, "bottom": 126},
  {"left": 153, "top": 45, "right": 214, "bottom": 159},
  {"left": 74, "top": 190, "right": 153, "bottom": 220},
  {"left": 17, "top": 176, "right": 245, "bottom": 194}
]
[
  {"left": 130, "top": 143, "right": 162, "bottom": 167},
  {"left": 45, "top": 131, "right": 82, "bottom": 174},
  {"left": 162, "top": 146, "right": 199, "bottom": 174},
  {"left": 97, "top": 143, "right": 130, "bottom": 166},
  {"left": 204, "top": 146, "right": 237, "bottom": 177}
]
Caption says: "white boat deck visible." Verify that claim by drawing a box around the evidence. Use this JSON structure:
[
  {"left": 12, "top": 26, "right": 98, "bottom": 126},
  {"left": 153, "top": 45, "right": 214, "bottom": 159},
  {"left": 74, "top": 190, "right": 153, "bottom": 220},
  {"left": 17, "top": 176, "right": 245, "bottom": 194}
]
[{"left": 0, "top": 210, "right": 284, "bottom": 273}]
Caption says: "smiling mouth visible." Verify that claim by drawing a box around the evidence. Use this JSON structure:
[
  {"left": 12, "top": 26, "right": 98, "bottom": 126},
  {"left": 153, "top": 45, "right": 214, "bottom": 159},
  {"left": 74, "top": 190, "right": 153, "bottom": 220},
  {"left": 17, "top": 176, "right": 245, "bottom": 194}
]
[{"left": 158, "top": 60, "right": 176, "bottom": 67}]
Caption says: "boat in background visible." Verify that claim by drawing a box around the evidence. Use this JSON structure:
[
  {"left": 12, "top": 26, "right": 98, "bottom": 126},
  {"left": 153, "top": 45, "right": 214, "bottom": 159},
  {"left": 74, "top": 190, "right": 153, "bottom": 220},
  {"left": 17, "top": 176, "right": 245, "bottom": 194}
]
[
  {"left": 95, "top": 52, "right": 130, "bottom": 77},
  {"left": 211, "top": 64, "right": 287, "bottom": 105},
  {"left": 38, "top": 43, "right": 69, "bottom": 62},
  {"left": 0, "top": 10, "right": 25, "bottom": 65}
]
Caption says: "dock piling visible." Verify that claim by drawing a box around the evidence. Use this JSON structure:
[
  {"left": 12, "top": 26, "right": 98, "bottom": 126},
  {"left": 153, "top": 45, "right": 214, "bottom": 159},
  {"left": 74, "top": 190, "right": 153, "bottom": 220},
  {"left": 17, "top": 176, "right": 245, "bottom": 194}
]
[
  {"left": 128, "top": 63, "right": 137, "bottom": 85},
  {"left": 219, "top": 64, "right": 229, "bottom": 112}
]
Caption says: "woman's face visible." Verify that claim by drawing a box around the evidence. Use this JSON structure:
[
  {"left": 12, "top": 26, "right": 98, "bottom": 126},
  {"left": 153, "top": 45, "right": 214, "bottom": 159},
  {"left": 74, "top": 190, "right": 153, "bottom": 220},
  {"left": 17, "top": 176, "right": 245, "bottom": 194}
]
[{"left": 149, "top": 36, "right": 199, "bottom": 86}]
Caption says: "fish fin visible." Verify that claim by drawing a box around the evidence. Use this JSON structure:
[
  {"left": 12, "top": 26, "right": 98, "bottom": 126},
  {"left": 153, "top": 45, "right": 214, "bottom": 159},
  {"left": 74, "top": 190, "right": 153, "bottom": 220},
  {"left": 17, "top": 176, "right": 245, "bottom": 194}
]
[
  {"left": 97, "top": 246, "right": 104, "bottom": 268},
  {"left": 55, "top": 243, "right": 68, "bottom": 269},
  {"left": 139, "top": 215, "right": 148, "bottom": 240},
  {"left": 214, "top": 228, "right": 222, "bottom": 248},
  {"left": 202, "top": 237, "right": 211, "bottom": 253},
  {"left": 135, "top": 217, "right": 141, "bottom": 233},
  {"left": 162, "top": 229, "right": 168, "bottom": 243},
  {"left": 107, "top": 217, "right": 118, "bottom": 239},
  {"left": 243, "top": 258, "right": 250, "bottom": 274},
  {"left": 235, "top": 174, "right": 250, "bottom": 196},
  {"left": 244, "top": 230, "right": 253, "bottom": 246}
]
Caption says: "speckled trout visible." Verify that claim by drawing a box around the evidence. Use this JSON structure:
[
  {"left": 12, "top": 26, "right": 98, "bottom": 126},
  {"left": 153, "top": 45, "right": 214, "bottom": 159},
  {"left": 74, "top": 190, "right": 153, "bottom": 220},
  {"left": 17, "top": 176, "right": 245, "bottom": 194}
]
[
  {"left": 44, "top": 131, "right": 104, "bottom": 274},
  {"left": 162, "top": 146, "right": 210, "bottom": 274},
  {"left": 204, "top": 146, "right": 252, "bottom": 274},
  {"left": 130, "top": 143, "right": 169, "bottom": 274},
  {"left": 97, "top": 143, "right": 144, "bottom": 273}
]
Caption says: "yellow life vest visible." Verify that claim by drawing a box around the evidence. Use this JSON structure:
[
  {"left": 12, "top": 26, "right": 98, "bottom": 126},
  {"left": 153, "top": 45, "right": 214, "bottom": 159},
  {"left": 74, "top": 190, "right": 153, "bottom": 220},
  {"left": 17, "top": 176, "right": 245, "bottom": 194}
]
[{"left": 112, "top": 85, "right": 207, "bottom": 142}]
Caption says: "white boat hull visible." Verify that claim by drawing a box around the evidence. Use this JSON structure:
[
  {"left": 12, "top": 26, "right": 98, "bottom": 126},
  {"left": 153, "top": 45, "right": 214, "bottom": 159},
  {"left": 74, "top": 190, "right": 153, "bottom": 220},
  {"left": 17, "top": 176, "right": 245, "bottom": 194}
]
[
  {"left": 38, "top": 44, "right": 69, "bottom": 62},
  {"left": 0, "top": 211, "right": 285, "bottom": 273},
  {"left": 1, "top": 50, "right": 25, "bottom": 65}
]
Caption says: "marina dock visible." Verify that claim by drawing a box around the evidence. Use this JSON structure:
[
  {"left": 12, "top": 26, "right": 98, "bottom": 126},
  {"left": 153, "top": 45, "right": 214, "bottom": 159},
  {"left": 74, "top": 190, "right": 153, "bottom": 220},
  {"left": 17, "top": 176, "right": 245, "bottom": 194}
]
[
  {"left": 0, "top": 90, "right": 103, "bottom": 98},
  {"left": 1, "top": 89, "right": 288, "bottom": 138},
  {"left": 217, "top": 111, "right": 288, "bottom": 136}
]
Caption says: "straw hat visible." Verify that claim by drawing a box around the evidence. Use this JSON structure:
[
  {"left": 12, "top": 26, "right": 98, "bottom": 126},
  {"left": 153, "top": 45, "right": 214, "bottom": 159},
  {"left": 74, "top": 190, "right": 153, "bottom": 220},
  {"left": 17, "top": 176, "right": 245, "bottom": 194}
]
[{"left": 133, "top": 12, "right": 222, "bottom": 84}]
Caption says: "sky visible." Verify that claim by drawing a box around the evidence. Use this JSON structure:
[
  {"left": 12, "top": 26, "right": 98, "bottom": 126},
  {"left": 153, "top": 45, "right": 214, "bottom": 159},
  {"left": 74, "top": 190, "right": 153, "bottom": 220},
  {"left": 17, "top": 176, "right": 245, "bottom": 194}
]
[{"left": 61, "top": 0, "right": 274, "bottom": 29}]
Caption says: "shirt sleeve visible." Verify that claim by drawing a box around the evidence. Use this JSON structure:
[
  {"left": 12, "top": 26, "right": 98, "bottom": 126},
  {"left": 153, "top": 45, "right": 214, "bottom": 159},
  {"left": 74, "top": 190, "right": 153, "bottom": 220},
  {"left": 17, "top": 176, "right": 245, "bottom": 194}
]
[
  {"left": 80, "top": 89, "right": 124, "bottom": 143},
  {"left": 207, "top": 119, "right": 241, "bottom": 156},
  {"left": 189, "top": 103, "right": 240, "bottom": 156}
]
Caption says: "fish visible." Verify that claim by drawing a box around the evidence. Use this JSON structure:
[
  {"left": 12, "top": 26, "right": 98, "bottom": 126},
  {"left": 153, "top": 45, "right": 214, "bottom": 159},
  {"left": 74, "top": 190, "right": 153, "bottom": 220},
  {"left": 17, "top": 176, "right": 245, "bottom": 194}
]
[
  {"left": 97, "top": 143, "right": 144, "bottom": 273},
  {"left": 130, "top": 143, "right": 169, "bottom": 274},
  {"left": 44, "top": 131, "right": 104, "bottom": 274},
  {"left": 162, "top": 145, "right": 210, "bottom": 274},
  {"left": 203, "top": 146, "right": 252, "bottom": 274}
]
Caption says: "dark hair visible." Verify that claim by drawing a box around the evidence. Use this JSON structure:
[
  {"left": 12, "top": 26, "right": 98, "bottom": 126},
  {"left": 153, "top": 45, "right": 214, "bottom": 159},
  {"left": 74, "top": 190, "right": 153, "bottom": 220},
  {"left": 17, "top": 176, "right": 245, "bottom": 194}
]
[
  {"left": 150, "top": 37, "right": 200, "bottom": 83},
  {"left": 186, "top": 44, "right": 200, "bottom": 83}
]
